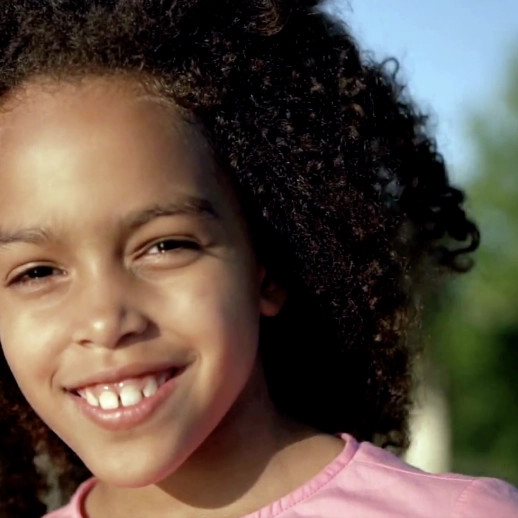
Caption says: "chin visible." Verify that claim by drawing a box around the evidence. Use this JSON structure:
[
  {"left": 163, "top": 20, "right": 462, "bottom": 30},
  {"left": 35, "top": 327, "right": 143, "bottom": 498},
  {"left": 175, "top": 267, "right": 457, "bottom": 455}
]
[
  {"left": 76, "top": 438, "right": 190, "bottom": 488},
  {"left": 90, "top": 457, "right": 182, "bottom": 488}
]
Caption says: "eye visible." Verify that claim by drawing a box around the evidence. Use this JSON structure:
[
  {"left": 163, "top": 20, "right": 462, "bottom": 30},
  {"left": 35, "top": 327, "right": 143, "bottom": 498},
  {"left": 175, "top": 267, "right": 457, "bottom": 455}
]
[
  {"left": 145, "top": 238, "right": 200, "bottom": 255},
  {"left": 8, "top": 265, "right": 64, "bottom": 287},
  {"left": 131, "top": 237, "right": 204, "bottom": 276}
]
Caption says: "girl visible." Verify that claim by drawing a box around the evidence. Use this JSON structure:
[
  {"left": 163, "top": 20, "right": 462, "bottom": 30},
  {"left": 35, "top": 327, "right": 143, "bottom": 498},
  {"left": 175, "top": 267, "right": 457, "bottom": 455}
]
[{"left": 0, "top": 1, "right": 516, "bottom": 517}]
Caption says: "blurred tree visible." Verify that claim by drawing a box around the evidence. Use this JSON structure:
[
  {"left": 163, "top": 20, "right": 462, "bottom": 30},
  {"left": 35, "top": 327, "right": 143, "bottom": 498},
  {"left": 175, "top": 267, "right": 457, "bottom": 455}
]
[{"left": 427, "top": 53, "right": 518, "bottom": 485}]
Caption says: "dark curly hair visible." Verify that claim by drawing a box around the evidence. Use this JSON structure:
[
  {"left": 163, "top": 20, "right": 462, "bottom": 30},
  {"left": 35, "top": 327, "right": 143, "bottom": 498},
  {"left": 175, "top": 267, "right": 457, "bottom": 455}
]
[{"left": 0, "top": 0, "right": 479, "bottom": 515}]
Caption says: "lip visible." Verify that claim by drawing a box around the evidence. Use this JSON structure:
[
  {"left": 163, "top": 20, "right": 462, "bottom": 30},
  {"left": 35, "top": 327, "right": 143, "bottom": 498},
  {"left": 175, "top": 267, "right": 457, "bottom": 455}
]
[
  {"left": 70, "top": 367, "right": 186, "bottom": 432},
  {"left": 64, "top": 361, "right": 183, "bottom": 392}
]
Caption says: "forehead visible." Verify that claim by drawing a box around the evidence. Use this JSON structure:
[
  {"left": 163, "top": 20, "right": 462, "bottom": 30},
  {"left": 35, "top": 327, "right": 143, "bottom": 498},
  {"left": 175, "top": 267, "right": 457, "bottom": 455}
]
[
  {"left": 0, "top": 76, "right": 244, "bottom": 234},
  {"left": 0, "top": 75, "right": 203, "bottom": 159}
]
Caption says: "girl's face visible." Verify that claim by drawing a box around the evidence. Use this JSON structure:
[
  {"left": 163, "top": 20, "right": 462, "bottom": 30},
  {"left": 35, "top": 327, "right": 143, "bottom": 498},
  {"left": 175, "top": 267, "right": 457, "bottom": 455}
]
[{"left": 0, "top": 77, "right": 282, "bottom": 486}]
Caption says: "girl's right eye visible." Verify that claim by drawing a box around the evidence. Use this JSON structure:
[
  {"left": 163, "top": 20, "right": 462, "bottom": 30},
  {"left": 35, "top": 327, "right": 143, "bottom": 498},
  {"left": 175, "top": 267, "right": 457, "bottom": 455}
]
[{"left": 8, "top": 265, "right": 63, "bottom": 288}]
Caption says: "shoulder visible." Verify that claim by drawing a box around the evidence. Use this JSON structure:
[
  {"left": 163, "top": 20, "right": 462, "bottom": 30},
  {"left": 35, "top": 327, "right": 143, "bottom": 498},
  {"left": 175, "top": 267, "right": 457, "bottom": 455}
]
[
  {"left": 291, "top": 434, "right": 518, "bottom": 518},
  {"left": 41, "top": 479, "right": 96, "bottom": 518},
  {"left": 332, "top": 436, "right": 518, "bottom": 518},
  {"left": 451, "top": 477, "right": 518, "bottom": 518}
]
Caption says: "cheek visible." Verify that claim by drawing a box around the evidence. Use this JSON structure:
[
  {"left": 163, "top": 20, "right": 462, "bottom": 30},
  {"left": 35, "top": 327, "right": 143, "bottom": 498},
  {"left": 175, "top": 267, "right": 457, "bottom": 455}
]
[
  {"left": 155, "top": 264, "right": 262, "bottom": 367},
  {"left": 0, "top": 307, "right": 59, "bottom": 394}
]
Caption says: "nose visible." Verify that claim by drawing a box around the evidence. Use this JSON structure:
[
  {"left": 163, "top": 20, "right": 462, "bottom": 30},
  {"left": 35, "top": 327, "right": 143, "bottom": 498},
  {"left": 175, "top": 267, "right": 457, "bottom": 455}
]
[{"left": 71, "top": 274, "right": 149, "bottom": 349}]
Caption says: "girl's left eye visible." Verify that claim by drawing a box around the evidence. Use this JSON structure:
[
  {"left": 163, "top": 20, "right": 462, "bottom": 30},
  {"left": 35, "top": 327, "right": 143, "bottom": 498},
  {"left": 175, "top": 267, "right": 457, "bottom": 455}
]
[
  {"left": 132, "top": 238, "right": 203, "bottom": 275},
  {"left": 144, "top": 239, "right": 200, "bottom": 256}
]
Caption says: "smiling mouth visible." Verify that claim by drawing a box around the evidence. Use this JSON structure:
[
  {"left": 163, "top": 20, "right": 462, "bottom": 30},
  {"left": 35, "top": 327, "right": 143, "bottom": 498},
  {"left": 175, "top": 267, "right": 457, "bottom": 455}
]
[{"left": 72, "top": 368, "right": 182, "bottom": 410}]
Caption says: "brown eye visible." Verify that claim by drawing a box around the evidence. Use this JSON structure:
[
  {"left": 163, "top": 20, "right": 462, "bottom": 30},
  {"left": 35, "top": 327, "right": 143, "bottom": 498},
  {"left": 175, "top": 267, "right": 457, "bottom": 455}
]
[
  {"left": 23, "top": 266, "right": 55, "bottom": 278},
  {"left": 10, "top": 265, "right": 61, "bottom": 286},
  {"left": 147, "top": 239, "right": 200, "bottom": 254}
]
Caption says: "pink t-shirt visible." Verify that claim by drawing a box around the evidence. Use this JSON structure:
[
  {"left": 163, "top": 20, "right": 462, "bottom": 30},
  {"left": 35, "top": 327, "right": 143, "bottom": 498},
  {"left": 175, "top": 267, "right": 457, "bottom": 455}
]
[{"left": 44, "top": 434, "right": 518, "bottom": 518}]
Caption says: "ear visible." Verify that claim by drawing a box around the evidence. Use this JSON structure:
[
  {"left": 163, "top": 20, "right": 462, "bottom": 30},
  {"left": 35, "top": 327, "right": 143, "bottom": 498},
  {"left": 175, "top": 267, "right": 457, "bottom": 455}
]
[{"left": 258, "top": 267, "right": 287, "bottom": 317}]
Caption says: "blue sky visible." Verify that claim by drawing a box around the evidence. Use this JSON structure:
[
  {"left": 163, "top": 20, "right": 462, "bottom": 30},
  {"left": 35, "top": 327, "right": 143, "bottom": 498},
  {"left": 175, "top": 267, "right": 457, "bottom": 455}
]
[{"left": 326, "top": 0, "right": 518, "bottom": 181}]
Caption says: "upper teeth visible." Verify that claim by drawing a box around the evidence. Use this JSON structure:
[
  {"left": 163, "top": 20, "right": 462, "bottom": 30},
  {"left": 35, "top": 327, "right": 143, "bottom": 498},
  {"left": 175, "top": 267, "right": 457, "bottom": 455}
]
[
  {"left": 78, "top": 372, "right": 168, "bottom": 410},
  {"left": 98, "top": 390, "right": 120, "bottom": 409}
]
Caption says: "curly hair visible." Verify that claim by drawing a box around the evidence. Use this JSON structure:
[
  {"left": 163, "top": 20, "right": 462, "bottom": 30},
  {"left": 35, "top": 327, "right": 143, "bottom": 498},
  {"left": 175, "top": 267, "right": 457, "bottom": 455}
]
[{"left": 0, "top": 0, "right": 479, "bottom": 515}]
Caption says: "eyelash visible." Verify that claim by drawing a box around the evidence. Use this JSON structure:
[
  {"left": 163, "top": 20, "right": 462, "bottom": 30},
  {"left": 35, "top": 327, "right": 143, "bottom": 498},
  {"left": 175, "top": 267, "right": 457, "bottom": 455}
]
[
  {"left": 7, "top": 238, "right": 201, "bottom": 289},
  {"left": 143, "top": 238, "right": 200, "bottom": 256},
  {"left": 9, "top": 265, "right": 64, "bottom": 287}
]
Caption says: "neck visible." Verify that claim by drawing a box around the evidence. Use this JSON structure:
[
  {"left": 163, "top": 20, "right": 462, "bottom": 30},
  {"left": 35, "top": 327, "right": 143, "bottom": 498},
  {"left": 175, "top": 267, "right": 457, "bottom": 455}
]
[{"left": 87, "top": 367, "right": 343, "bottom": 518}]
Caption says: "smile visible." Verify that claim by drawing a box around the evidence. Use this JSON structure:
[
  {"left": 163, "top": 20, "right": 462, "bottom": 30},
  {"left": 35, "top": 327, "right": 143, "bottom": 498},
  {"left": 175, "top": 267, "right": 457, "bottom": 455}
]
[
  {"left": 68, "top": 366, "right": 186, "bottom": 431},
  {"left": 76, "top": 370, "right": 174, "bottom": 410}
]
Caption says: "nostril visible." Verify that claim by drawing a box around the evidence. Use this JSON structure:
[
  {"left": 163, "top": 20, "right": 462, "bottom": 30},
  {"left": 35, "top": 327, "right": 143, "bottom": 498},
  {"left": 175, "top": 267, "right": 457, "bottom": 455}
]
[{"left": 72, "top": 304, "right": 149, "bottom": 349}]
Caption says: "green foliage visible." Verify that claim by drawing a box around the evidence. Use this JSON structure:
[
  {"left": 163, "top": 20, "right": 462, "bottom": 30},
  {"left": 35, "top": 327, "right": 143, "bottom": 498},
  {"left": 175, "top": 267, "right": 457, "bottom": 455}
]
[{"left": 428, "top": 52, "right": 518, "bottom": 485}]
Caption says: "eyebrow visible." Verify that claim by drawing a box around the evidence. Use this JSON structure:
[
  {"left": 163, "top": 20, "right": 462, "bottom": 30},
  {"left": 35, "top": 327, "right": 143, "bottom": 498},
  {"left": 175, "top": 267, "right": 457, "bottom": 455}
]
[
  {"left": 122, "top": 197, "right": 220, "bottom": 232},
  {"left": 0, "top": 228, "right": 52, "bottom": 247},
  {"left": 0, "top": 196, "right": 220, "bottom": 248}
]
